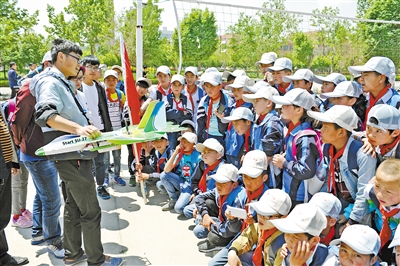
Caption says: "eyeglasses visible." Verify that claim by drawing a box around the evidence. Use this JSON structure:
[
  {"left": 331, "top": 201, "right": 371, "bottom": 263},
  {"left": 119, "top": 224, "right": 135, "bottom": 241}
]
[
  {"left": 86, "top": 65, "right": 101, "bottom": 72},
  {"left": 66, "top": 53, "right": 82, "bottom": 64},
  {"left": 71, "top": 76, "right": 84, "bottom": 82}
]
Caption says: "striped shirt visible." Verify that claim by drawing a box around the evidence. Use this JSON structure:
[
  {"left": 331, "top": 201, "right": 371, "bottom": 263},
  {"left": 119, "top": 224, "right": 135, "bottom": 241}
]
[{"left": 0, "top": 113, "right": 13, "bottom": 164}]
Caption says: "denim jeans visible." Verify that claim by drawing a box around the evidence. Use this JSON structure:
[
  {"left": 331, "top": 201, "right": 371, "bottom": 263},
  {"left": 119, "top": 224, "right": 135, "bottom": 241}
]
[
  {"left": 93, "top": 152, "right": 106, "bottom": 186},
  {"left": 175, "top": 181, "right": 192, "bottom": 214},
  {"left": 11, "top": 163, "right": 29, "bottom": 215},
  {"left": 104, "top": 149, "right": 122, "bottom": 177},
  {"left": 193, "top": 217, "right": 220, "bottom": 239},
  {"left": 23, "top": 160, "right": 62, "bottom": 244},
  {"left": 160, "top": 172, "right": 183, "bottom": 201},
  {"left": 183, "top": 203, "right": 196, "bottom": 219}
]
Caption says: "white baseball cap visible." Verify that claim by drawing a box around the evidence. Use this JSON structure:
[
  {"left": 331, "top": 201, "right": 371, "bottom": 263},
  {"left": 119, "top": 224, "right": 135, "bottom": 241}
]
[
  {"left": 249, "top": 189, "right": 292, "bottom": 216},
  {"left": 367, "top": 104, "right": 400, "bottom": 131},
  {"left": 41, "top": 51, "right": 52, "bottom": 64},
  {"left": 242, "top": 86, "right": 279, "bottom": 103},
  {"left": 308, "top": 105, "right": 358, "bottom": 132},
  {"left": 225, "top": 76, "right": 255, "bottom": 92},
  {"left": 159, "top": 133, "right": 168, "bottom": 140},
  {"left": 221, "top": 107, "right": 254, "bottom": 123},
  {"left": 330, "top": 225, "right": 381, "bottom": 256},
  {"left": 180, "top": 119, "right": 195, "bottom": 129},
  {"left": 266, "top": 58, "right": 292, "bottom": 72},
  {"left": 321, "top": 81, "right": 361, "bottom": 98},
  {"left": 256, "top": 52, "right": 278, "bottom": 66},
  {"left": 313, "top": 73, "right": 347, "bottom": 85},
  {"left": 204, "top": 67, "right": 219, "bottom": 73},
  {"left": 184, "top": 66, "right": 198, "bottom": 76},
  {"left": 271, "top": 88, "right": 315, "bottom": 110},
  {"left": 104, "top": 70, "right": 119, "bottom": 80},
  {"left": 389, "top": 224, "right": 400, "bottom": 248},
  {"left": 200, "top": 72, "right": 222, "bottom": 86},
  {"left": 178, "top": 132, "right": 197, "bottom": 144},
  {"left": 238, "top": 150, "right": 268, "bottom": 178},
  {"left": 196, "top": 138, "right": 224, "bottom": 155},
  {"left": 270, "top": 203, "right": 327, "bottom": 237},
  {"left": 245, "top": 80, "right": 273, "bottom": 94},
  {"left": 348, "top": 56, "right": 396, "bottom": 78},
  {"left": 156, "top": 65, "right": 171, "bottom": 76},
  {"left": 136, "top": 77, "right": 152, "bottom": 88},
  {"left": 223, "top": 69, "right": 246, "bottom": 80},
  {"left": 171, "top": 74, "right": 185, "bottom": 85},
  {"left": 111, "top": 65, "right": 123, "bottom": 73},
  {"left": 283, "top": 69, "right": 314, "bottom": 83},
  {"left": 309, "top": 192, "right": 342, "bottom": 219},
  {"left": 210, "top": 164, "right": 239, "bottom": 183}
]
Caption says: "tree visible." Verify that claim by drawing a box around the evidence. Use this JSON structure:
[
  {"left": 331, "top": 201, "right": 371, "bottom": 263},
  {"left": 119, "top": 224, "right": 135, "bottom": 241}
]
[
  {"left": 172, "top": 8, "right": 218, "bottom": 69},
  {"left": 291, "top": 32, "right": 314, "bottom": 68},
  {"left": 45, "top": 0, "right": 115, "bottom": 55}
]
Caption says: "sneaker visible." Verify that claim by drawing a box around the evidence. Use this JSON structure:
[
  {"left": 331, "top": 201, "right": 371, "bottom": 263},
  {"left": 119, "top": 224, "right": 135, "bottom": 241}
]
[
  {"left": 114, "top": 176, "right": 126, "bottom": 186},
  {"left": 161, "top": 199, "right": 177, "bottom": 211},
  {"left": 198, "top": 240, "right": 223, "bottom": 253},
  {"left": 0, "top": 255, "right": 29, "bottom": 265},
  {"left": 31, "top": 235, "right": 45, "bottom": 245},
  {"left": 103, "top": 177, "right": 109, "bottom": 187},
  {"left": 21, "top": 209, "right": 33, "bottom": 221},
  {"left": 97, "top": 186, "right": 110, "bottom": 200},
  {"left": 12, "top": 215, "right": 33, "bottom": 228},
  {"left": 64, "top": 254, "right": 87, "bottom": 266},
  {"left": 102, "top": 255, "right": 124, "bottom": 266},
  {"left": 47, "top": 238, "right": 65, "bottom": 259},
  {"left": 129, "top": 177, "right": 136, "bottom": 187}
]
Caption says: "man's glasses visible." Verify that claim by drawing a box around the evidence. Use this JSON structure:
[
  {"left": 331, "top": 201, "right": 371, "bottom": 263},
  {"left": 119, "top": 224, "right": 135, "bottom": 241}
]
[
  {"left": 66, "top": 53, "right": 82, "bottom": 64},
  {"left": 71, "top": 76, "right": 84, "bottom": 82},
  {"left": 86, "top": 65, "right": 101, "bottom": 72}
]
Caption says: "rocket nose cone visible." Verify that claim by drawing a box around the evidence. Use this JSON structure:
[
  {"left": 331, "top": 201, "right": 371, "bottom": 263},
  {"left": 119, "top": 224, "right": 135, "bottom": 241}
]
[{"left": 35, "top": 148, "right": 45, "bottom": 156}]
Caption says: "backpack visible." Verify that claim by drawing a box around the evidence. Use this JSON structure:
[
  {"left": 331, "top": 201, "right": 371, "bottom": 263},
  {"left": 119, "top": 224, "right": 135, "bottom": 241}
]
[
  {"left": 1, "top": 98, "right": 16, "bottom": 127},
  {"left": 292, "top": 129, "right": 325, "bottom": 201}
]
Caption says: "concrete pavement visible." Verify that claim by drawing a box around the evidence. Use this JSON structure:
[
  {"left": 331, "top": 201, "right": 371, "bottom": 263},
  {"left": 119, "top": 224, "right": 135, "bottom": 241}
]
[{"left": 5, "top": 146, "right": 211, "bottom": 265}]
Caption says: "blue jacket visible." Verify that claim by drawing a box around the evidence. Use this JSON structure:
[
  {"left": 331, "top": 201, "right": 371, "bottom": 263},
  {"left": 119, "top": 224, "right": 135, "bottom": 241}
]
[{"left": 8, "top": 68, "right": 20, "bottom": 88}]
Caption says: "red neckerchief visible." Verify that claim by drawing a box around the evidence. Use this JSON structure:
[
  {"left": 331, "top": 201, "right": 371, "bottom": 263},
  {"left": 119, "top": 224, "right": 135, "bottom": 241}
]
[
  {"left": 252, "top": 228, "right": 278, "bottom": 266},
  {"left": 379, "top": 205, "right": 399, "bottom": 249},
  {"left": 173, "top": 96, "right": 185, "bottom": 111},
  {"left": 327, "top": 144, "right": 346, "bottom": 195},
  {"left": 257, "top": 113, "right": 267, "bottom": 125},
  {"left": 198, "top": 160, "right": 221, "bottom": 193},
  {"left": 365, "top": 84, "right": 390, "bottom": 126},
  {"left": 206, "top": 93, "right": 221, "bottom": 138},
  {"left": 285, "top": 121, "right": 301, "bottom": 138},
  {"left": 241, "top": 185, "right": 265, "bottom": 231},
  {"left": 320, "top": 226, "right": 335, "bottom": 246},
  {"left": 185, "top": 85, "right": 197, "bottom": 111},
  {"left": 277, "top": 83, "right": 290, "bottom": 95},
  {"left": 244, "top": 128, "right": 251, "bottom": 152},
  {"left": 217, "top": 195, "right": 228, "bottom": 222},
  {"left": 379, "top": 135, "right": 400, "bottom": 156},
  {"left": 172, "top": 149, "right": 193, "bottom": 169},
  {"left": 236, "top": 99, "right": 244, "bottom": 108},
  {"left": 158, "top": 82, "right": 172, "bottom": 96}
]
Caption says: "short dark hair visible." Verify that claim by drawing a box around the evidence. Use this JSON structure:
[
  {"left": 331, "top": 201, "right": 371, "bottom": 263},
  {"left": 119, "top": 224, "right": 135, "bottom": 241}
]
[
  {"left": 51, "top": 39, "right": 82, "bottom": 64},
  {"left": 227, "top": 74, "right": 236, "bottom": 83},
  {"left": 9, "top": 62, "right": 16, "bottom": 67},
  {"left": 29, "top": 62, "right": 35, "bottom": 66},
  {"left": 333, "top": 123, "right": 352, "bottom": 138},
  {"left": 136, "top": 80, "right": 150, "bottom": 89},
  {"left": 81, "top": 55, "right": 100, "bottom": 67}
]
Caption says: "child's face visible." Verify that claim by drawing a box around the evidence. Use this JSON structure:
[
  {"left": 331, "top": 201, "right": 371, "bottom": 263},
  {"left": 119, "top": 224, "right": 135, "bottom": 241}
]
[
  {"left": 260, "top": 63, "right": 273, "bottom": 75},
  {"left": 85, "top": 64, "right": 100, "bottom": 81},
  {"left": 293, "top": 80, "right": 310, "bottom": 90},
  {"left": 253, "top": 98, "right": 271, "bottom": 115},
  {"left": 242, "top": 174, "right": 266, "bottom": 193},
  {"left": 231, "top": 87, "right": 245, "bottom": 101},
  {"left": 215, "top": 181, "right": 236, "bottom": 196},
  {"left": 339, "top": 243, "right": 377, "bottom": 266},
  {"left": 203, "top": 82, "right": 221, "bottom": 98},
  {"left": 257, "top": 214, "right": 281, "bottom": 230},
  {"left": 395, "top": 246, "right": 400, "bottom": 266},
  {"left": 137, "top": 85, "right": 148, "bottom": 97},
  {"left": 272, "top": 70, "right": 287, "bottom": 85},
  {"left": 185, "top": 72, "right": 198, "bottom": 86},
  {"left": 284, "top": 233, "right": 318, "bottom": 254},
  {"left": 157, "top": 72, "right": 170, "bottom": 87},
  {"left": 321, "top": 81, "right": 335, "bottom": 93},
  {"left": 180, "top": 138, "right": 195, "bottom": 153},
  {"left": 114, "top": 69, "right": 123, "bottom": 79},
  {"left": 374, "top": 168, "right": 400, "bottom": 207},
  {"left": 320, "top": 122, "right": 342, "bottom": 144},
  {"left": 360, "top": 72, "right": 381, "bottom": 93},
  {"left": 180, "top": 127, "right": 194, "bottom": 135},
  {"left": 171, "top": 81, "right": 184, "bottom": 95},
  {"left": 152, "top": 138, "right": 168, "bottom": 152},
  {"left": 201, "top": 147, "right": 220, "bottom": 165},
  {"left": 331, "top": 96, "right": 356, "bottom": 107},
  {"left": 366, "top": 125, "right": 398, "bottom": 147},
  {"left": 232, "top": 120, "right": 252, "bottom": 135},
  {"left": 281, "top": 105, "right": 302, "bottom": 121},
  {"left": 104, "top": 76, "right": 118, "bottom": 89}
]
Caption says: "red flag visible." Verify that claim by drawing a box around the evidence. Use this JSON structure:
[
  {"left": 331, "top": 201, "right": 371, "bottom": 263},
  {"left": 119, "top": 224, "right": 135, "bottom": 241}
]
[{"left": 120, "top": 35, "right": 140, "bottom": 124}]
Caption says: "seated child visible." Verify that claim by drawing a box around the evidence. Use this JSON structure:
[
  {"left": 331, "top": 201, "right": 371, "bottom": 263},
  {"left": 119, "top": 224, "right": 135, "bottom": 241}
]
[
  {"left": 364, "top": 158, "right": 400, "bottom": 264},
  {"left": 388, "top": 224, "right": 400, "bottom": 266},
  {"left": 194, "top": 164, "right": 245, "bottom": 253},
  {"left": 159, "top": 132, "right": 201, "bottom": 212},
  {"left": 180, "top": 119, "right": 196, "bottom": 134},
  {"left": 183, "top": 138, "right": 225, "bottom": 219},
  {"left": 326, "top": 225, "right": 382, "bottom": 266},
  {"left": 130, "top": 141, "right": 156, "bottom": 187},
  {"left": 227, "top": 189, "right": 292, "bottom": 266},
  {"left": 270, "top": 203, "right": 329, "bottom": 265}
]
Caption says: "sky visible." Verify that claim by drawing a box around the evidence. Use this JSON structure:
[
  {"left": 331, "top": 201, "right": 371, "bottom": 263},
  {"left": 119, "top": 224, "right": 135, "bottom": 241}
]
[{"left": 16, "top": 0, "right": 358, "bottom": 35}]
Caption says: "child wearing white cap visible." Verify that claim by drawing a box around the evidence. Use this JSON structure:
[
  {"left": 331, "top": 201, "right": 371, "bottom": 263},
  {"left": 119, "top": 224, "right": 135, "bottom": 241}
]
[
  {"left": 270, "top": 203, "right": 329, "bottom": 265},
  {"left": 221, "top": 107, "right": 254, "bottom": 168},
  {"left": 326, "top": 225, "right": 382, "bottom": 266},
  {"left": 183, "top": 66, "right": 204, "bottom": 128},
  {"left": 227, "top": 189, "right": 291, "bottom": 266},
  {"left": 313, "top": 72, "right": 347, "bottom": 112},
  {"left": 159, "top": 132, "right": 201, "bottom": 212},
  {"left": 145, "top": 65, "right": 171, "bottom": 104},
  {"left": 165, "top": 74, "right": 193, "bottom": 149},
  {"left": 255, "top": 52, "right": 278, "bottom": 86},
  {"left": 271, "top": 89, "right": 323, "bottom": 205},
  {"left": 265, "top": 58, "right": 294, "bottom": 95},
  {"left": 182, "top": 138, "right": 225, "bottom": 219},
  {"left": 363, "top": 159, "right": 400, "bottom": 264},
  {"left": 389, "top": 224, "right": 400, "bottom": 266},
  {"left": 194, "top": 164, "right": 245, "bottom": 253},
  {"left": 307, "top": 105, "right": 377, "bottom": 232}
]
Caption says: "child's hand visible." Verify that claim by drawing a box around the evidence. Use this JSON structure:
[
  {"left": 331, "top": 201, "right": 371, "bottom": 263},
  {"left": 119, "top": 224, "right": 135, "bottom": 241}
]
[
  {"left": 174, "top": 144, "right": 182, "bottom": 154},
  {"left": 201, "top": 214, "right": 216, "bottom": 231},
  {"left": 193, "top": 208, "right": 198, "bottom": 219},
  {"left": 213, "top": 109, "right": 225, "bottom": 119},
  {"left": 226, "top": 250, "right": 242, "bottom": 266},
  {"left": 289, "top": 241, "right": 313, "bottom": 266},
  {"left": 189, "top": 194, "right": 196, "bottom": 202},
  {"left": 224, "top": 209, "right": 236, "bottom": 220},
  {"left": 244, "top": 213, "right": 254, "bottom": 225},
  {"left": 280, "top": 243, "right": 289, "bottom": 258},
  {"left": 135, "top": 162, "right": 143, "bottom": 171},
  {"left": 338, "top": 215, "right": 347, "bottom": 224},
  {"left": 137, "top": 173, "right": 149, "bottom": 182},
  {"left": 361, "top": 138, "right": 376, "bottom": 158},
  {"left": 272, "top": 154, "right": 285, "bottom": 168}
]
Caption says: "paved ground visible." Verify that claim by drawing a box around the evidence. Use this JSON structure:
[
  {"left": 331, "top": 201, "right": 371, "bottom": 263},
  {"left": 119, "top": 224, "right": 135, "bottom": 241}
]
[{"left": 4, "top": 146, "right": 212, "bottom": 265}]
